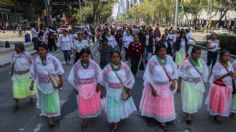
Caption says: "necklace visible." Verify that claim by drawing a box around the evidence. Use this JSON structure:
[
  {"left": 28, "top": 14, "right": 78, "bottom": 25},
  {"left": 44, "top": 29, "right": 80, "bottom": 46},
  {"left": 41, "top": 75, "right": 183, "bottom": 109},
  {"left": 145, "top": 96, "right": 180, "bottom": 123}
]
[
  {"left": 111, "top": 62, "right": 121, "bottom": 71},
  {"left": 156, "top": 55, "right": 167, "bottom": 66},
  {"left": 220, "top": 61, "right": 228, "bottom": 68}
]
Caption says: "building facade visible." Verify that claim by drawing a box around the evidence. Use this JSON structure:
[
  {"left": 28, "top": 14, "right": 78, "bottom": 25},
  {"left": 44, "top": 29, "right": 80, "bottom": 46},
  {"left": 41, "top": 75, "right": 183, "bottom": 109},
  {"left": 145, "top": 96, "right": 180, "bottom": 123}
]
[{"left": 112, "top": 0, "right": 143, "bottom": 19}]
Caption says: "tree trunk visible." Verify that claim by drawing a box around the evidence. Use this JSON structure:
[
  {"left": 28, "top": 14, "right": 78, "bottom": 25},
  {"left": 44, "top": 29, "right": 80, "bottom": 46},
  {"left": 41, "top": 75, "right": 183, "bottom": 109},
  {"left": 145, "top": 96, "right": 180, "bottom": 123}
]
[{"left": 216, "top": 8, "right": 229, "bottom": 27}]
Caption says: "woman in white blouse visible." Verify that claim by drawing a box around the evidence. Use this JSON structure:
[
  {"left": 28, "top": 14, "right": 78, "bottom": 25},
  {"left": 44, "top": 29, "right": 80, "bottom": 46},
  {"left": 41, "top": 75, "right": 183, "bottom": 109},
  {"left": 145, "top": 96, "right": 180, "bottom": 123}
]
[
  {"left": 11, "top": 43, "right": 35, "bottom": 110},
  {"left": 140, "top": 44, "right": 178, "bottom": 131},
  {"left": 207, "top": 32, "right": 220, "bottom": 69},
  {"left": 122, "top": 29, "right": 133, "bottom": 61},
  {"left": 32, "top": 44, "right": 64, "bottom": 127},
  {"left": 68, "top": 48, "right": 102, "bottom": 130},
  {"left": 206, "top": 50, "right": 236, "bottom": 124},
  {"left": 178, "top": 47, "right": 209, "bottom": 125},
  {"left": 106, "top": 31, "right": 117, "bottom": 50}
]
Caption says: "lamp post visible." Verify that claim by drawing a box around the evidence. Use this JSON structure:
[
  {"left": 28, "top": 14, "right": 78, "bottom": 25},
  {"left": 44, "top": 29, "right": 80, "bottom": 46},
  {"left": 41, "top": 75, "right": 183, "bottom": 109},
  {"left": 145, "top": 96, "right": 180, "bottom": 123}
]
[
  {"left": 174, "top": 0, "right": 179, "bottom": 30},
  {"left": 43, "top": 0, "right": 51, "bottom": 26},
  {"left": 205, "top": 0, "right": 210, "bottom": 33}
]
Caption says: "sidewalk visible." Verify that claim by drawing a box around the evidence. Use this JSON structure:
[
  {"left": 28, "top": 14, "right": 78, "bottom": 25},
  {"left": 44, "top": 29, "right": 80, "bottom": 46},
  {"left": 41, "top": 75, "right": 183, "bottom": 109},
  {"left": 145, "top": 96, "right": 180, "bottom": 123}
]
[{"left": 0, "top": 30, "right": 31, "bottom": 42}]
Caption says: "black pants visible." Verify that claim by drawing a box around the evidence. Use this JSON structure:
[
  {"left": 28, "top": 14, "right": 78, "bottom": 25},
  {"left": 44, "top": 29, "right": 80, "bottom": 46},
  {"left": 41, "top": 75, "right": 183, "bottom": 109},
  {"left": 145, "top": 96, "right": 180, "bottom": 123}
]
[
  {"left": 48, "top": 40, "right": 57, "bottom": 51},
  {"left": 130, "top": 58, "right": 140, "bottom": 76},
  {"left": 207, "top": 51, "right": 217, "bottom": 68},
  {"left": 62, "top": 50, "right": 71, "bottom": 63},
  {"left": 74, "top": 52, "right": 81, "bottom": 64},
  {"left": 125, "top": 48, "right": 128, "bottom": 61}
]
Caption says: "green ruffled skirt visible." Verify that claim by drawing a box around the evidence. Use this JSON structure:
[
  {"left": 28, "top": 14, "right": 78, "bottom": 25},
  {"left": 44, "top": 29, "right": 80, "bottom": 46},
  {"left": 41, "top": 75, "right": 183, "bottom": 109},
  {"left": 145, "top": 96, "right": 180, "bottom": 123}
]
[
  {"left": 181, "top": 81, "right": 203, "bottom": 114},
  {"left": 231, "top": 94, "right": 236, "bottom": 113},
  {"left": 175, "top": 49, "right": 186, "bottom": 66},
  {"left": 12, "top": 73, "right": 35, "bottom": 99},
  {"left": 37, "top": 89, "right": 60, "bottom": 117}
]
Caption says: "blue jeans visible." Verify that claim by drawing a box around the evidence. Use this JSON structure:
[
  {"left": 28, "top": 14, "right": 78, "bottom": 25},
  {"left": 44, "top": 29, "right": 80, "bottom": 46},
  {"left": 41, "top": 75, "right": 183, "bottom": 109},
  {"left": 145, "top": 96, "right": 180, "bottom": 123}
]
[
  {"left": 32, "top": 37, "right": 38, "bottom": 50},
  {"left": 62, "top": 50, "right": 71, "bottom": 63}
]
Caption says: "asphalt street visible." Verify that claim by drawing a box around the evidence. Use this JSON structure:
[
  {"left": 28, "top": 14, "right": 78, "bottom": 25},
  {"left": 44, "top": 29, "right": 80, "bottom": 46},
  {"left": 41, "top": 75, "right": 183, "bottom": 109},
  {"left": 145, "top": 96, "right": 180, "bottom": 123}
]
[{"left": 0, "top": 44, "right": 236, "bottom": 132}]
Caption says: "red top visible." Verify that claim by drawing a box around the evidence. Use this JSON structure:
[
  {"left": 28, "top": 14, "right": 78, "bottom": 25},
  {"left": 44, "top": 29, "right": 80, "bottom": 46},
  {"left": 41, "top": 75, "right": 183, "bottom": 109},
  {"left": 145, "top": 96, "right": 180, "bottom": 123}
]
[{"left": 128, "top": 41, "right": 144, "bottom": 59}]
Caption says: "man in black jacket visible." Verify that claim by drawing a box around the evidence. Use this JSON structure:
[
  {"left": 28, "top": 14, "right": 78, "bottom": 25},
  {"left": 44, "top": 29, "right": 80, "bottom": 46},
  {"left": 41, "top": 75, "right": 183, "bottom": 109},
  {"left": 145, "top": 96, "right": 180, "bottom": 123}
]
[{"left": 156, "top": 35, "right": 173, "bottom": 56}]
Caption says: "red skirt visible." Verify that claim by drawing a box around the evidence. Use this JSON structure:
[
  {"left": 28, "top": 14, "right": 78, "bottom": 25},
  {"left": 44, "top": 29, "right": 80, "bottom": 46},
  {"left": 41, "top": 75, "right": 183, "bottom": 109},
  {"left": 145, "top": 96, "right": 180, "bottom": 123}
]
[{"left": 206, "top": 83, "right": 232, "bottom": 117}]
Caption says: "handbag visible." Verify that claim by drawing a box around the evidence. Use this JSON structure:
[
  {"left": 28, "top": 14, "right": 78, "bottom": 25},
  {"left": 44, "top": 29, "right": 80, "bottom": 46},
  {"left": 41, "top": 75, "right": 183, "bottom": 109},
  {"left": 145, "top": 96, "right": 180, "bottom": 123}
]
[
  {"left": 113, "top": 68, "right": 129, "bottom": 101},
  {"left": 49, "top": 73, "right": 61, "bottom": 89}
]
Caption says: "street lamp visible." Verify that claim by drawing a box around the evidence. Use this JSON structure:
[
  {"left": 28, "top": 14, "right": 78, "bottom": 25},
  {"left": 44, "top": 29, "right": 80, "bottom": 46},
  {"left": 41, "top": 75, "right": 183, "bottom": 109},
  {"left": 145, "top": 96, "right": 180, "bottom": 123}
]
[
  {"left": 205, "top": 0, "right": 210, "bottom": 33},
  {"left": 174, "top": 0, "right": 179, "bottom": 30},
  {"left": 43, "top": 0, "right": 51, "bottom": 26}
]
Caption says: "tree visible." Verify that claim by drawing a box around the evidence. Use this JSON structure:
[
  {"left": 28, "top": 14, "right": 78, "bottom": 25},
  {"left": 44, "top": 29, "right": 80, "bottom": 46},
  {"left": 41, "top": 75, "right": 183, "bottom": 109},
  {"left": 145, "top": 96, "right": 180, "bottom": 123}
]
[{"left": 76, "top": 0, "right": 115, "bottom": 24}]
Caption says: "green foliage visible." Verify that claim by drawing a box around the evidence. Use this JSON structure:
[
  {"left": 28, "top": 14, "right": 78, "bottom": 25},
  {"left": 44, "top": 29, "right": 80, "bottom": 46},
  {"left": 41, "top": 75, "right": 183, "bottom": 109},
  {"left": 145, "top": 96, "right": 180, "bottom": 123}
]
[
  {"left": 124, "top": 0, "right": 175, "bottom": 25},
  {"left": 76, "top": 0, "right": 114, "bottom": 24}
]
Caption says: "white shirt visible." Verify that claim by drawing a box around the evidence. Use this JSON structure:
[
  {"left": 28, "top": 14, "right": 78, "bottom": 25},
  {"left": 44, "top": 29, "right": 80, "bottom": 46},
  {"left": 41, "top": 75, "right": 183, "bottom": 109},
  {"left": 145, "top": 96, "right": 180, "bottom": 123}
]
[
  {"left": 208, "top": 39, "right": 220, "bottom": 52},
  {"left": 145, "top": 35, "right": 149, "bottom": 46},
  {"left": 186, "top": 33, "right": 193, "bottom": 41},
  {"left": 12, "top": 51, "right": 32, "bottom": 72},
  {"left": 107, "top": 35, "right": 117, "bottom": 48},
  {"left": 31, "top": 27, "right": 38, "bottom": 38},
  {"left": 171, "top": 34, "right": 177, "bottom": 43},
  {"left": 180, "top": 38, "right": 186, "bottom": 50},
  {"left": 123, "top": 35, "right": 133, "bottom": 48},
  {"left": 72, "top": 40, "right": 89, "bottom": 53},
  {"left": 59, "top": 35, "right": 73, "bottom": 50}
]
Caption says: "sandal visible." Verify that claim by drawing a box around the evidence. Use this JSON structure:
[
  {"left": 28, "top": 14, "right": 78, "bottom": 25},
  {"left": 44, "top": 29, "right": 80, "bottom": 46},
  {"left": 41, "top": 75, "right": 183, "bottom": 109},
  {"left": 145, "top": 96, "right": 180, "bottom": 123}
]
[
  {"left": 160, "top": 123, "right": 167, "bottom": 131},
  {"left": 111, "top": 124, "right": 118, "bottom": 132},
  {"left": 48, "top": 121, "right": 55, "bottom": 128},
  {"left": 214, "top": 116, "right": 221, "bottom": 124},
  {"left": 111, "top": 128, "right": 117, "bottom": 132},
  {"left": 81, "top": 123, "right": 88, "bottom": 131}
]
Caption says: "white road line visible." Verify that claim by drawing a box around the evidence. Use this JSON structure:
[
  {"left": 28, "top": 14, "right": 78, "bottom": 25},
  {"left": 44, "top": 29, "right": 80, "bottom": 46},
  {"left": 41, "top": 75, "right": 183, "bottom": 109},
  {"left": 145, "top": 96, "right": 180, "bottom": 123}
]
[{"left": 33, "top": 123, "right": 42, "bottom": 132}]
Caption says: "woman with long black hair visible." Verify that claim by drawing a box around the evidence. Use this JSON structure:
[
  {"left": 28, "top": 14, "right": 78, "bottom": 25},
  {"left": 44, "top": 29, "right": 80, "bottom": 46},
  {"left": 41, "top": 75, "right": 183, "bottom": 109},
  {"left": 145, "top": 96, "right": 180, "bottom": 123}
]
[{"left": 174, "top": 31, "right": 189, "bottom": 67}]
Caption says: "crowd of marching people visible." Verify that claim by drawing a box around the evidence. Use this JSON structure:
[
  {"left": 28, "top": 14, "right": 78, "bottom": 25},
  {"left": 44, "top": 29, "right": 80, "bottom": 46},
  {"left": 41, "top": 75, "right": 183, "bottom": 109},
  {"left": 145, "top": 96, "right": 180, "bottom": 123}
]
[{"left": 10, "top": 23, "right": 236, "bottom": 132}]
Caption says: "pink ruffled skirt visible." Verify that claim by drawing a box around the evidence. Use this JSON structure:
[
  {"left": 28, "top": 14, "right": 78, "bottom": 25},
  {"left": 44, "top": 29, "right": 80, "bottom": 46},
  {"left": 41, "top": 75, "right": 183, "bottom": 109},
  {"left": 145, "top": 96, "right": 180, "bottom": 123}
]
[
  {"left": 140, "top": 83, "right": 176, "bottom": 122},
  {"left": 76, "top": 82, "right": 101, "bottom": 118},
  {"left": 206, "top": 83, "right": 232, "bottom": 117}
]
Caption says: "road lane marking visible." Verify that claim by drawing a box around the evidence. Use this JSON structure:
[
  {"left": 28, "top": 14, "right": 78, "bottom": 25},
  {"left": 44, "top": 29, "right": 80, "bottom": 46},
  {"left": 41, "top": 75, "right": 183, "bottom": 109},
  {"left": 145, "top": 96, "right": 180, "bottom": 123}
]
[{"left": 33, "top": 123, "right": 42, "bottom": 132}]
